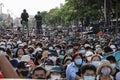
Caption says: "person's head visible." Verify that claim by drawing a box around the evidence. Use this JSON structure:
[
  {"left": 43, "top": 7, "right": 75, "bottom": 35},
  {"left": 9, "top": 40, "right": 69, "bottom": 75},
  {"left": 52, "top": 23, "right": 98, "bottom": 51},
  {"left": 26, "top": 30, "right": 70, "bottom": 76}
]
[
  {"left": 91, "top": 54, "right": 101, "bottom": 62},
  {"left": 32, "top": 66, "right": 46, "bottom": 79},
  {"left": 6, "top": 48, "right": 13, "bottom": 58},
  {"left": 81, "top": 64, "right": 96, "bottom": 80},
  {"left": 37, "top": 11, "right": 40, "bottom": 14},
  {"left": 50, "top": 66, "right": 62, "bottom": 79},
  {"left": 97, "top": 60, "right": 113, "bottom": 75},
  {"left": 67, "top": 44, "right": 73, "bottom": 50},
  {"left": 73, "top": 53, "right": 83, "bottom": 66},
  {"left": 64, "top": 58, "right": 72, "bottom": 66},
  {"left": 48, "top": 50, "right": 58, "bottom": 62},
  {"left": 59, "top": 50, "right": 65, "bottom": 60},
  {"left": 36, "top": 42, "right": 43, "bottom": 48},
  {"left": 106, "top": 56, "right": 116, "bottom": 69},
  {"left": 18, "top": 43, "right": 24, "bottom": 49},
  {"left": 66, "top": 47, "right": 74, "bottom": 55},
  {"left": 23, "top": 9, "right": 26, "bottom": 12},
  {"left": 104, "top": 46, "right": 113, "bottom": 55},
  {"left": 110, "top": 44, "right": 117, "bottom": 52},
  {"left": 73, "top": 43, "right": 80, "bottom": 51},
  {"left": 91, "top": 54, "right": 101, "bottom": 68},
  {"left": 27, "top": 45, "right": 34, "bottom": 53},
  {"left": 84, "top": 44, "right": 91, "bottom": 50},
  {"left": 15, "top": 48, "right": 26, "bottom": 59},
  {"left": 17, "top": 61, "right": 30, "bottom": 78},
  {"left": 44, "top": 59, "right": 54, "bottom": 71},
  {"left": 42, "top": 50, "right": 49, "bottom": 59},
  {"left": 34, "top": 53, "right": 42, "bottom": 65},
  {"left": 55, "top": 45, "right": 61, "bottom": 50}
]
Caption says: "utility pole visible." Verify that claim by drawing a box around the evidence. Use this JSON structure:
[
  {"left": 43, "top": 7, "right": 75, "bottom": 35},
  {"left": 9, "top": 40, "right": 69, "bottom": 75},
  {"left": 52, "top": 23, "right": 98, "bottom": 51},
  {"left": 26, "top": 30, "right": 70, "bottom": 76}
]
[
  {"left": 0, "top": 3, "right": 4, "bottom": 22},
  {"left": 116, "top": 0, "right": 118, "bottom": 33},
  {"left": 0, "top": 3, "right": 4, "bottom": 16},
  {"left": 0, "top": 3, "right": 3, "bottom": 14},
  {"left": 104, "top": 0, "right": 107, "bottom": 27}
]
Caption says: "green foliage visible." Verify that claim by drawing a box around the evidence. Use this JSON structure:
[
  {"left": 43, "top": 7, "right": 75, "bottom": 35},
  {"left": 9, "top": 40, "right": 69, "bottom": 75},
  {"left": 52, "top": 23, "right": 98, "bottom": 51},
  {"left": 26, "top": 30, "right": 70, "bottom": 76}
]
[{"left": 40, "top": 0, "right": 120, "bottom": 27}]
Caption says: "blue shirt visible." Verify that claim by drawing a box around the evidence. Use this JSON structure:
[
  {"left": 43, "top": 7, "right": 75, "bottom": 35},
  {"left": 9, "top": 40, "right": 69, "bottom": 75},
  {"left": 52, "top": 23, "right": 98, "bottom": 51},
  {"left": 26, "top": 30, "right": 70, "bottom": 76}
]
[
  {"left": 102, "top": 51, "right": 120, "bottom": 62},
  {"left": 66, "top": 62, "right": 79, "bottom": 80}
]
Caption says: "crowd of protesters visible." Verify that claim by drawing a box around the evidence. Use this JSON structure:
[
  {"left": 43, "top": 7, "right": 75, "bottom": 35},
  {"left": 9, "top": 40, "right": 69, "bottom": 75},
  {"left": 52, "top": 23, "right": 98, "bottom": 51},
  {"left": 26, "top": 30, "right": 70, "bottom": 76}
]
[
  {"left": 0, "top": 10, "right": 120, "bottom": 80},
  {"left": 0, "top": 24, "right": 120, "bottom": 80}
]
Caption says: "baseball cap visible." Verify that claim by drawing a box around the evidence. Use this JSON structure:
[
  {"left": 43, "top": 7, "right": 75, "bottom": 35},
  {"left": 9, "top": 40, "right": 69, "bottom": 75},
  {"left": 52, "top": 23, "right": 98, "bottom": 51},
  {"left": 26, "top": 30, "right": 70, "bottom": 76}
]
[
  {"left": 17, "top": 61, "right": 30, "bottom": 69},
  {"left": 51, "top": 66, "right": 62, "bottom": 73},
  {"left": 44, "top": 59, "right": 54, "bottom": 65}
]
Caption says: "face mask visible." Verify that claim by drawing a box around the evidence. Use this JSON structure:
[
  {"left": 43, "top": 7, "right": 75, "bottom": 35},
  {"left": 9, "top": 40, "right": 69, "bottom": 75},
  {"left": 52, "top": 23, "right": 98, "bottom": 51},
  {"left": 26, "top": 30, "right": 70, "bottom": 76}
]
[
  {"left": 92, "top": 61, "right": 101, "bottom": 68},
  {"left": 56, "top": 50, "right": 60, "bottom": 54},
  {"left": 79, "top": 49, "right": 86, "bottom": 54},
  {"left": 49, "top": 46, "right": 53, "bottom": 50},
  {"left": 75, "top": 59, "right": 82, "bottom": 65},
  {"left": 51, "top": 75, "right": 61, "bottom": 80},
  {"left": 0, "top": 45, "right": 5, "bottom": 49},
  {"left": 67, "top": 49, "right": 73, "bottom": 54},
  {"left": 59, "top": 55, "right": 64, "bottom": 60},
  {"left": 32, "top": 39, "right": 35, "bottom": 41},
  {"left": 49, "top": 56, "right": 57, "bottom": 62},
  {"left": 7, "top": 45, "right": 12, "bottom": 49},
  {"left": 21, "top": 71, "right": 29, "bottom": 77},
  {"left": 113, "top": 49, "right": 116, "bottom": 52},
  {"left": 84, "top": 76, "right": 95, "bottom": 80},
  {"left": 111, "top": 64, "right": 116, "bottom": 69},
  {"left": 101, "top": 68, "right": 111, "bottom": 75},
  {"left": 45, "top": 65, "right": 53, "bottom": 71}
]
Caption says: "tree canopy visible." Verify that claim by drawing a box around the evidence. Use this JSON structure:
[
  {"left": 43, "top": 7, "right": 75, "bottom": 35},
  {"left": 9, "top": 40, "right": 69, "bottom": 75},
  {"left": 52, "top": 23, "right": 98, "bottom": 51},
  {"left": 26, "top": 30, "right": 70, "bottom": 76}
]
[{"left": 41, "top": 0, "right": 120, "bottom": 27}]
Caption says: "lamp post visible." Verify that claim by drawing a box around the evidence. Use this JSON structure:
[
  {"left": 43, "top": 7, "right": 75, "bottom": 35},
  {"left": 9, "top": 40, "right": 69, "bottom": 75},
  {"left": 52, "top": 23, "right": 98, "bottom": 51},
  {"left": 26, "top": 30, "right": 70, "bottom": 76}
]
[
  {"left": 115, "top": 0, "right": 118, "bottom": 33},
  {"left": 104, "top": 0, "right": 107, "bottom": 27},
  {"left": 0, "top": 3, "right": 4, "bottom": 21}
]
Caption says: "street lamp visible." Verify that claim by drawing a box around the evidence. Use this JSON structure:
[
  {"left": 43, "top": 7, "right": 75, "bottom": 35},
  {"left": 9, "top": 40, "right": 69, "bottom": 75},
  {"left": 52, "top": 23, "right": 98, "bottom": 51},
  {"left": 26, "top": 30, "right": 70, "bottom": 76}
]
[
  {"left": 0, "top": 3, "right": 4, "bottom": 21},
  {"left": 104, "top": 0, "right": 107, "bottom": 27}
]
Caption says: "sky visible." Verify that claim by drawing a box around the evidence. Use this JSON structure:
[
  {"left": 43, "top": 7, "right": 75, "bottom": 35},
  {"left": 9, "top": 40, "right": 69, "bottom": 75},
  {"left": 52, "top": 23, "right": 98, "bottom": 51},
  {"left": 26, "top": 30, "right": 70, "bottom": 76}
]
[{"left": 0, "top": 0, "right": 65, "bottom": 18}]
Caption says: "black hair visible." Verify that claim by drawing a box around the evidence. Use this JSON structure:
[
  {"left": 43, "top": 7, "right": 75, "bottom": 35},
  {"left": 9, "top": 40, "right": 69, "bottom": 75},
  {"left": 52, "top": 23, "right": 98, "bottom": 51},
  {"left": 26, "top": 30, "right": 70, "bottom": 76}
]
[
  {"left": 91, "top": 55, "right": 101, "bottom": 61},
  {"left": 36, "top": 42, "right": 43, "bottom": 48},
  {"left": 81, "top": 64, "right": 96, "bottom": 74},
  {"left": 67, "top": 44, "right": 73, "bottom": 49},
  {"left": 23, "top": 9, "right": 26, "bottom": 12},
  {"left": 64, "top": 58, "right": 72, "bottom": 64},
  {"left": 106, "top": 55, "right": 116, "bottom": 63},
  {"left": 85, "top": 46, "right": 92, "bottom": 50},
  {"left": 32, "top": 66, "right": 46, "bottom": 75},
  {"left": 73, "top": 53, "right": 83, "bottom": 60},
  {"left": 104, "top": 46, "right": 113, "bottom": 53},
  {"left": 55, "top": 45, "right": 61, "bottom": 49},
  {"left": 14, "top": 48, "right": 26, "bottom": 58},
  {"left": 37, "top": 11, "right": 40, "bottom": 14},
  {"left": 63, "top": 54, "right": 73, "bottom": 63},
  {"left": 34, "top": 53, "right": 42, "bottom": 65}
]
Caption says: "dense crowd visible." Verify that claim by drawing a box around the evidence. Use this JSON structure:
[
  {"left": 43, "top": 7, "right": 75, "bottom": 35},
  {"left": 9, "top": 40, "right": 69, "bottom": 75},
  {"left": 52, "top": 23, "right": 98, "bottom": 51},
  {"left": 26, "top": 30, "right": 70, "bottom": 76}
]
[{"left": 0, "top": 27, "right": 120, "bottom": 80}]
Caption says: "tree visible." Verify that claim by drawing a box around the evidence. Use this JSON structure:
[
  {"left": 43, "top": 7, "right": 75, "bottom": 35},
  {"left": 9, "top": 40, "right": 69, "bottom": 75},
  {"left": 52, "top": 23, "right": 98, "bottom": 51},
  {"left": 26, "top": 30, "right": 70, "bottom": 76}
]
[{"left": 41, "top": 0, "right": 120, "bottom": 28}]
